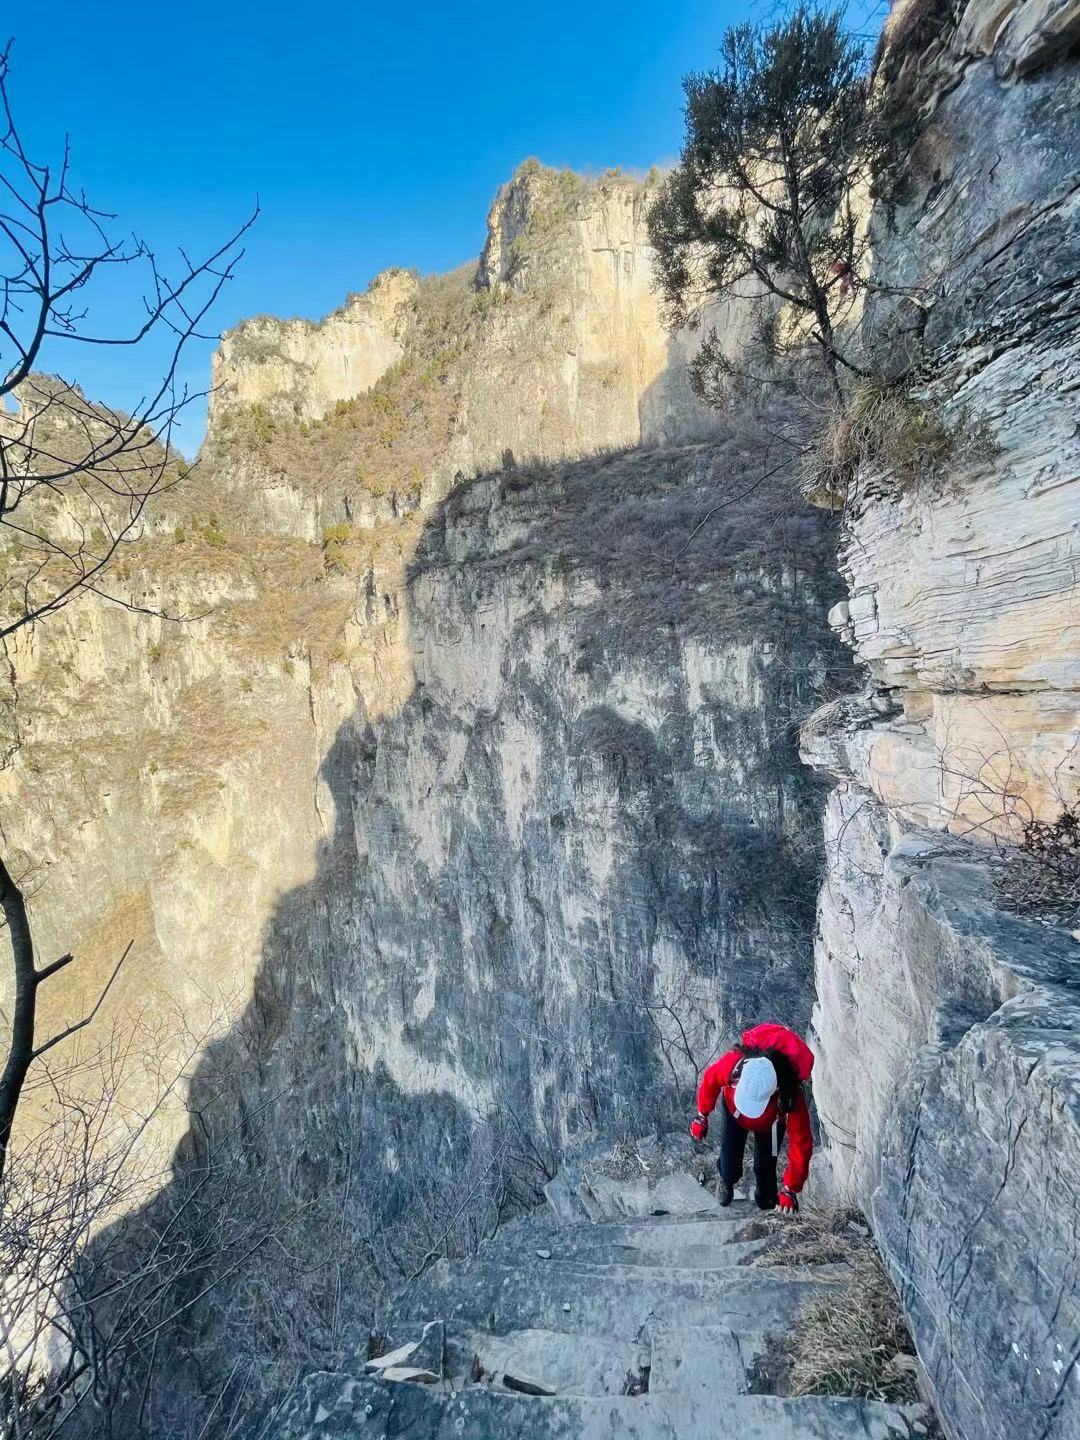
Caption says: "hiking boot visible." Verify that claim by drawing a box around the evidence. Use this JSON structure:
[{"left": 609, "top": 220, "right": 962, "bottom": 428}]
[{"left": 715, "top": 1177, "right": 734, "bottom": 1207}]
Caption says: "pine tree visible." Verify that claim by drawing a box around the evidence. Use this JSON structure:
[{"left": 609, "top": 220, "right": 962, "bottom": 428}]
[{"left": 648, "top": 6, "right": 876, "bottom": 403}]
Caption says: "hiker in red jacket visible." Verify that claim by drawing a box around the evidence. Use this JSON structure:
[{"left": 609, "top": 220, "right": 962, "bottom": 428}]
[{"left": 689, "top": 1022, "right": 814, "bottom": 1215}]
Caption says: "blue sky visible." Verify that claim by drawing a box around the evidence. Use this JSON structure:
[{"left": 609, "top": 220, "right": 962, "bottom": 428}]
[{"left": 10, "top": 1, "right": 765, "bottom": 452}]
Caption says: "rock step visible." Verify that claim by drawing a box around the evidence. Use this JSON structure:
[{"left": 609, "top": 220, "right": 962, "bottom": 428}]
[
  {"left": 385, "top": 1255, "right": 831, "bottom": 1339},
  {"left": 481, "top": 1211, "right": 763, "bottom": 1269},
  {"left": 479, "top": 1239, "right": 766, "bottom": 1273},
  {"left": 372, "top": 1317, "right": 772, "bottom": 1399},
  {"left": 448, "top": 1326, "right": 648, "bottom": 1397},
  {"left": 275, "top": 1371, "right": 928, "bottom": 1440},
  {"left": 546, "top": 1168, "right": 730, "bottom": 1224},
  {"left": 648, "top": 1324, "right": 746, "bottom": 1393}
]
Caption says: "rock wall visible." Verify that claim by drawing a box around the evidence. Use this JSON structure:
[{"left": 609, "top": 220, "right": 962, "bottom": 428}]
[
  {"left": 804, "top": 5, "right": 1080, "bottom": 1438},
  {"left": 95, "top": 434, "right": 843, "bottom": 1433},
  {"left": 209, "top": 162, "right": 716, "bottom": 493},
  {"left": 199, "top": 439, "right": 841, "bottom": 1157}
]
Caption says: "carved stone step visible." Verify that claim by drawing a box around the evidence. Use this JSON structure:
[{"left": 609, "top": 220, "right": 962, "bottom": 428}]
[
  {"left": 273, "top": 1371, "right": 927, "bottom": 1440},
  {"left": 456, "top": 1326, "right": 648, "bottom": 1397},
  {"left": 385, "top": 1254, "right": 832, "bottom": 1340}
]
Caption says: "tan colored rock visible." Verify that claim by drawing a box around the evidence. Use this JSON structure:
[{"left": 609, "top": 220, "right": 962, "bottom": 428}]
[
  {"left": 0, "top": 163, "right": 739, "bottom": 1170},
  {"left": 467, "top": 162, "right": 716, "bottom": 461},
  {"left": 817, "top": 129, "right": 1080, "bottom": 840},
  {"left": 806, "top": 686, "right": 1079, "bottom": 840},
  {"left": 956, "top": 0, "right": 1080, "bottom": 73},
  {"left": 208, "top": 267, "right": 418, "bottom": 426}
]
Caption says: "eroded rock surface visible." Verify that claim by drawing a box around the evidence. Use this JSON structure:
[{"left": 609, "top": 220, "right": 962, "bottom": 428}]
[
  {"left": 0, "top": 165, "right": 735, "bottom": 1166},
  {"left": 2, "top": 160, "right": 846, "bottom": 1430},
  {"left": 803, "top": 8, "right": 1080, "bottom": 1439},
  {"left": 210, "top": 269, "right": 419, "bottom": 425}
]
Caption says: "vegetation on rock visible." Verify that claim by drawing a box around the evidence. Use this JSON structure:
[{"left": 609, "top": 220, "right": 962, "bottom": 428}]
[{"left": 748, "top": 1209, "right": 922, "bottom": 1405}]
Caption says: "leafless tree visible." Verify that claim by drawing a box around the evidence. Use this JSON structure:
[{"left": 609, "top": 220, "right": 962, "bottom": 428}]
[
  {"left": 0, "top": 1003, "right": 299, "bottom": 1440},
  {"left": 0, "top": 38, "right": 255, "bottom": 641},
  {"left": 0, "top": 35, "right": 254, "bottom": 1177}
]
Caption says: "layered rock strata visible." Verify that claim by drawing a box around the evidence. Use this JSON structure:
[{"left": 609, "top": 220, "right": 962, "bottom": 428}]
[{"left": 804, "top": 6, "right": 1080, "bottom": 1437}]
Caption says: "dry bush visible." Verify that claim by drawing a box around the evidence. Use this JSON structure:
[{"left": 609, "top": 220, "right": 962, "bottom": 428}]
[
  {"left": 995, "top": 803, "right": 1080, "bottom": 928},
  {"left": 0, "top": 998, "right": 329, "bottom": 1440},
  {"left": 802, "top": 381, "right": 996, "bottom": 504},
  {"left": 99, "top": 1084, "right": 553, "bottom": 1440},
  {"left": 748, "top": 1208, "right": 921, "bottom": 1404}
]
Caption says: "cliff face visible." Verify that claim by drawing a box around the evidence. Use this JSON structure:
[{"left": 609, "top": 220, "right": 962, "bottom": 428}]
[
  {"left": 209, "top": 269, "right": 420, "bottom": 426},
  {"left": 197, "top": 438, "right": 840, "bottom": 1175},
  {"left": 5, "top": 22, "right": 1078, "bottom": 1436},
  {"left": 0, "top": 165, "right": 852, "bottom": 1434},
  {"left": 0, "top": 166, "right": 838, "bottom": 1249},
  {"left": 803, "top": 5, "right": 1080, "bottom": 1436}
]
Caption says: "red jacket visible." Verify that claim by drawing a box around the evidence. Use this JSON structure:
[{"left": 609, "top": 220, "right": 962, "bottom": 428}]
[{"left": 696, "top": 1023, "right": 814, "bottom": 1194}]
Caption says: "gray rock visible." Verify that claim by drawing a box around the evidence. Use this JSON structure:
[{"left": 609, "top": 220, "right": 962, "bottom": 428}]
[
  {"left": 365, "top": 1320, "right": 445, "bottom": 1383},
  {"left": 810, "top": 797, "right": 1080, "bottom": 1440},
  {"left": 271, "top": 1373, "right": 926, "bottom": 1440},
  {"left": 649, "top": 1325, "right": 746, "bottom": 1393},
  {"left": 574, "top": 1170, "right": 728, "bottom": 1223},
  {"left": 377, "top": 1365, "right": 441, "bottom": 1385},
  {"left": 469, "top": 1328, "right": 646, "bottom": 1397}
]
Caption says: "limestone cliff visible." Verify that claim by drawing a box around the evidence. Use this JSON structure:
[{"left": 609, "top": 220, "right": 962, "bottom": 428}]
[
  {"left": 0, "top": 163, "right": 838, "bottom": 1300},
  {"left": 4, "top": 17, "right": 1077, "bottom": 1437},
  {"left": 802, "top": 4, "right": 1080, "bottom": 1437},
  {"left": 185, "top": 433, "right": 841, "bottom": 1181},
  {"left": 209, "top": 269, "right": 420, "bottom": 426}
]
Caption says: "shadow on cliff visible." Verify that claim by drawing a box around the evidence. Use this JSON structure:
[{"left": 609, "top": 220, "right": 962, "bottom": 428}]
[{"left": 79, "top": 431, "right": 852, "bottom": 1437}]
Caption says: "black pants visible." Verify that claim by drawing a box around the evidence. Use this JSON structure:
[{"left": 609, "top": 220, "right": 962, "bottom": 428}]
[{"left": 718, "top": 1106, "right": 785, "bottom": 1210}]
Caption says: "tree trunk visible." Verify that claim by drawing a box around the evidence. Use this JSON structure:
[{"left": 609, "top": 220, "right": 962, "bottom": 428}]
[
  {"left": 0, "top": 853, "right": 37, "bottom": 1182},
  {"left": 780, "top": 138, "right": 847, "bottom": 407}
]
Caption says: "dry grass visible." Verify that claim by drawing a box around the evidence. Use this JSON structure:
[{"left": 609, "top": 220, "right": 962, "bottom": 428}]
[
  {"left": 747, "top": 1204, "right": 870, "bottom": 1269},
  {"left": 802, "top": 381, "right": 997, "bottom": 504},
  {"left": 747, "top": 1207, "right": 923, "bottom": 1405},
  {"left": 784, "top": 1254, "right": 920, "bottom": 1401}
]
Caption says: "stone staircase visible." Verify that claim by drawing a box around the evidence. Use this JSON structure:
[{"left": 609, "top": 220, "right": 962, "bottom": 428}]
[{"left": 272, "top": 1159, "right": 931, "bottom": 1440}]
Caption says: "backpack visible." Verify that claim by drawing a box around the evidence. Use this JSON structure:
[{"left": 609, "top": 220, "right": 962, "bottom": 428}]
[
  {"left": 735, "top": 1023, "right": 814, "bottom": 1114},
  {"left": 739, "top": 1023, "right": 814, "bottom": 1081}
]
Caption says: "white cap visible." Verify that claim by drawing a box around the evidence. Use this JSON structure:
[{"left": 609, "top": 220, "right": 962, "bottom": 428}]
[{"left": 734, "top": 1056, "right": 777, "bottom": 1119}]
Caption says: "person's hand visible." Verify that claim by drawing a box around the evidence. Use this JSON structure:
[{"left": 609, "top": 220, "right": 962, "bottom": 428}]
[
  {"left": 777, "top": 1186, "right": 799, "bottom": 1217},
  {"left": 690, "top": 1115, "right": 708, "bottom": 1142}
]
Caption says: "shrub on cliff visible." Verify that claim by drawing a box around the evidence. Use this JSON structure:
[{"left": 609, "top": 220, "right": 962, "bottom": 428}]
[
  {"left": 800, "top": 379, "right": 999, "bottom": 504},
  {"left": 995, "top": 803, "right": 1080, "bottom": 929}
]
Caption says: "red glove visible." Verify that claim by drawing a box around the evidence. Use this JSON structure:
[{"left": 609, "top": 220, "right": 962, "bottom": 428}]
[
  {"left": 778, "top": 1185, "right": 799, "bottom": 1216},
  {"left": 690, "top": 1115, "right": 708, "bottom": 1142}
]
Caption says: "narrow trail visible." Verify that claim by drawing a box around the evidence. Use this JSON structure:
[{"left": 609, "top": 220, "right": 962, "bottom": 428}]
[{"left": 274, "top": 1153, "right": 931, "bottom": 1439}]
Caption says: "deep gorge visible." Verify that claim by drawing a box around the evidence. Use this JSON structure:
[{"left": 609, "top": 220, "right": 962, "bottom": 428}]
[{"left": 2, "top": 3, "right": 1079, "bottom": 1438}]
